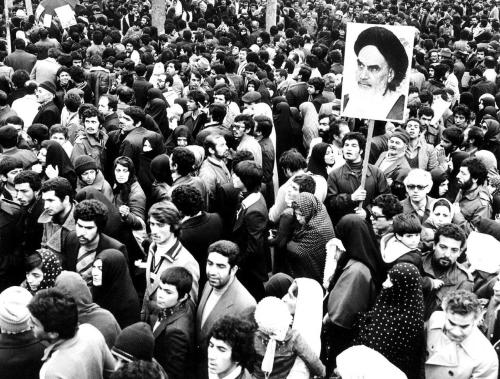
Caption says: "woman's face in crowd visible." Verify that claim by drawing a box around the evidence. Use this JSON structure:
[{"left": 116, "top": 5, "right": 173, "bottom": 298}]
[
  {"left": 439, "top": 179, "right": 449, "bottom": 196},
  {"left": 92, "top": 259, "right": 103, "bottom": 286},
  {"left": 26, "top": 267, "right": 43, "bottom": 291},
  {"left": 433, "top": 205, "right": 452, "bottom": 226},
  {"left": 114, "top": 163, "right": 130, "bottom": 184},
  {"left": 324, "top": 146, "right": 336, "bottom": 166},
  {"left": 51, "top": 133, "right": 66, "bottom": 146},
  {"left": 282, "top": 281, "right": 298, "bottom": 315},
  {"left": 177, "top": 136, "right": 188, "bottom": 147},
  {"left": 294, "top": 208, "right": 306, "bottom": 225},
  {"left": 37, "top": 148, "right": 47, "bottom": 165}
]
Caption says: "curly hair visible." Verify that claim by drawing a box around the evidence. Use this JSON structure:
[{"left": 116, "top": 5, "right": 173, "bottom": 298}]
[
  {"left": 171, "top": 185, "right": 204, "bottom": 217},
  {"left": 74, "top": 199, "right": 108, "bottom": 232},
  {"left": 460, "top": 157, "right": 488, "bottom": 186},
  {"left": 207, "top": 240, "right": 240, "bottom": 268},
  {"left": 443, "top": 290, "right": 481, "bottom": 317},
  {"left": 434, "top": 223, "right": 466, "bottom": 248},
  {"left": 171, "top": 147, "right": 195, "bottom": 176},
  {"left": 110, "top": 360, "right": 163, "bottom": 379},
  {"left": 209, "top": 316, "right": 257, "bottom": 370},
  {"left": 371, "top": 194, "right": 403, "bottom": 219}
]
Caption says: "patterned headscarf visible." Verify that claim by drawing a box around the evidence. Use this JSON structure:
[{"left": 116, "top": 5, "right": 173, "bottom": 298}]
[
  {"left": 38, "top": 250, "right": 62, "bottom": 291},
  {"left": 356, "top": 263, "right": 424, "bottom": 379}
]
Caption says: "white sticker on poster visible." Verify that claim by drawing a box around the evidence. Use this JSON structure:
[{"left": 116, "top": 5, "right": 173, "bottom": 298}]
[
  {"left": 43, "top": 13, "right": 52, "bottom": 27},
  {"left": 55, "top": 4, "right": 77, "bottom": 29}
]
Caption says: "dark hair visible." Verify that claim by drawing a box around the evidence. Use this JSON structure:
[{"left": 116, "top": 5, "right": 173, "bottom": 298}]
[
  {"left": 418, "top": 106, "right": 434, "bottom": 118},
  {"left": 443, "top": 290, "right": 481, "bottom": 316},
  {"left": 467, "top": 127, "right": 484, "bottom": 148},
  {"left": 233, "top": 114, "right": 255, "bottom": 134},
  {"left": 148, "top": 201, "right": 181, "bottom": 237},
  {"left": 433, "top": 198, "right": 452, "bottom": 212},
  {"left": 171, "top": 147, "right": 195, "bottom": 176},
  {"left": 40, "top": 177, "right": 74, "bottom": 202},
  {"left": 0, "top": 126, "right": 18, "bottom": 148},
  {"left": 74, "top": 199, "right": 108, "bottom": 232},
  {"left": 342, "top": 132, "right": 366, "bottom": 152},
  {"left": 442, "top": 126, "right": 464, "bottom": 147},
  {"left": 113, "top": 156, "right": 136, "bottom": 202},
  {"left": 371, "top": 194, "right": 403, "bottom": 219},
  {"left": 460, "top": 157, "right": 488, "bottom": 186},
  {"left": 14, "top": 170, "right": 42, "bottom": 191},
  {"left": 291, "top": 174, "right": 316, "bottom": 194},
  {"left": 392, "top": 213, "right": 422, "bottom": 235},
  {"left": 279, "top": 149, "right": 307, "bottom": 173},
  {"left": 209, "top": 103, "right": 227, "bottom": 123},
  {"left": 434, "top": 223, "right": 466, "bottom": 248},
  {"left": 27, "top": 288, "right": 78, "bottom": 339},
  {"left": 354, "top": 26, "right": 408, "bottom": 91},
  {"left": 254, "top": 116, "right": 273, "bottom": 139},
  {"left": 207, "top": 240, "right": 241, "bottom": 267},
  {"left": 234, "top": 160, "right": 263, "bottom": 193},
  {"left": 171, "top": 185, "right": 204, "bottom": 216},
  {"left": 110, "top": 360, "right": 163, "bottom": 379},
  {"left": 453, "top": 104, "right": 471, "bottom": 121},
  {"left": 0, "top": 156, "right": 22, "bottom": 175},
  {"left": 81, "top": 106, "right": 99, "bottom": 123},
  {"left": 64, "top": 92, "right": 81, "bottom": 113},
  {"left": 209, "top": 316, "right": 256, "bottom": 369},
  {"left": 160, "top": 266, "right": 193, "bottom": 300},
  {"left": 124, "top": 106, "right": 146, "bottom": 125},
  {"left": 100, "top": 94, "right": 118, "bottom": 111},
  {"left": 308, "top": 77, "right": 325, "bottom": 93},
  {"left": 24, "top": 251, "right": 43, "bottom": 272}
]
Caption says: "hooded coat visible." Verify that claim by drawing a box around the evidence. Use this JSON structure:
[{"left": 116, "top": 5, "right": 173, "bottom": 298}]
[{"left": 55, "top": 271, "right": 121, "bottom": 348}]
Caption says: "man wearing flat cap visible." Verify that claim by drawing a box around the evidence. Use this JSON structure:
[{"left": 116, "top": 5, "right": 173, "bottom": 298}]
[
  {"left": 32, "top": 81, "right": 60, "bottom": 128},
  {"left": 342, "top": 26, "right": 410, "bottom": 121},
  {"left": 375, "top": 128, "right": 412, "bottom": 187}
]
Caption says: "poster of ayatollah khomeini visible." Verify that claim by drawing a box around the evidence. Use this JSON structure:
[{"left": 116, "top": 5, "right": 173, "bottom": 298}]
[{"left": 341, "top": 23, "right": 415, "bottom": 122}]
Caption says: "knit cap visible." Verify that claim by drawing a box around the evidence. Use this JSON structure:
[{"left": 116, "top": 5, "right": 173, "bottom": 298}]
[
  {"left": 74, "top": 155, "right": 98, "bottom": 176},
  {"left": 0, "top": 286, "right": 33, "bottom": 334},
  {"left": 390, "top": 128, "right": 411, "bottom": 145},
  {"left": 112, "top": 322, "right": 155, "bottom": 362},
  {"left": 38, "top": 81, "right": 56, "bottom": 95}
]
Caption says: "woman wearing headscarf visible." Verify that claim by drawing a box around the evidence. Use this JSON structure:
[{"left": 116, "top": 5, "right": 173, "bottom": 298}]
[
  {"left": 265, "top": 273, "right": 293, "bottom": 298},
  {"left": 273, "top": 100, "right": 298, "bottom": 184},
  {"left": 36, "top": 140, "right": 77, "bottom": 188},
  {"left": 137, "top": 134, "right": 166, "bottom": 200},
  {"left": 306, "top": 142, "right": 332, "bottom": 201},
  {"left": 421, "top": 198, "right": 454, "bottom": 252},
  {"left": 429, "top": 167, "right": 449, "bottom": 198},
  {"left": 55, "top": 271, "right": 121, "bottom": 348},
  {"left": 22, "top": 250, "right": 62, "bottom": 295},
  {"left": 355, "top": 263, "right": 425, "bottom": 379},
  {"left": 150, "top": 154, "right": 172, "bottom": 205},
  {"left": 165, "top": 125, "right": 194, "bottom": 155},
  {"left": 145, "top": 88, "right": 170, "bottom": 139},
  {"left": 299, "top": 102, "right": 319, "bottom": 153},
  {"left": 287, "top": 192, "right": 335, "bottom": 283},
  {"left": 481, "top": 118, "right": 500, "bottom": 168},
  {"left": 324, "top": 213, "right": 386, "bottom": 375},
  {"left": 91, "top": 249, "right": 140, "bottom": 329}
]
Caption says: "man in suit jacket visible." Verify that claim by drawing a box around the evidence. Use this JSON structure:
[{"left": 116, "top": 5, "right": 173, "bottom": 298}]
[
  {"left": 231, "top": 160, "right": 268, "bottom": 301},
  {"left": 374, "top": 129, "right": 412, "bottom": 187},
  {"left": 133, "top": 64, "right": 153, "bottom": 108},
  {"left": 32, "top": 81, "right": 60, "bottom": 128},
  {"left": 148, "top": 266, "right": 196, "bottom": 379},
  {"left": 62, "top": 199, "right": 128, "bottom": 285},
  {"left": 5, "top": 39, "right": 37, "bottom": 73},
  {"left": 286, "top": 66, "right": 312, "bottom": 108},
  {"left": 196, "top": 240, "right": 256, "bottom": 379}
]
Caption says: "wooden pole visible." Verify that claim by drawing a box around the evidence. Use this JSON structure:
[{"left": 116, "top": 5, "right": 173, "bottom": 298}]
[
  {"left": 4, "top": 2, "right": 11, "bottom": 54},
  {"left": 359, "top": 119, "right": 374, "bottom": 208}
]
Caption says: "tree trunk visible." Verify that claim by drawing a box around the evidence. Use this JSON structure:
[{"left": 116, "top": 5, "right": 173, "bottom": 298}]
[
  {"left": 265, "top": 0, "right": 277, "bottom": 33},
  {"left": 151, "top": 0, "right": 166, "bottom": 36}
]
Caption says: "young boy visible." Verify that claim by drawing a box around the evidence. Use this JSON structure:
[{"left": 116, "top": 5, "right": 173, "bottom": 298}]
[
  {"left": 147, "top": 266, "right": 195, "bottom": 379},
  {"left": 380, "top": 213, "right": 423, "bottom": 271},
  {"left": 50, "top": 125, "right": 73, "bottom": 158}
]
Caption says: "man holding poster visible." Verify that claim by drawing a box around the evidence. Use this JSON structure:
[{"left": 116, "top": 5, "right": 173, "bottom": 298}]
[{"left": 342, "top": 24, "right": 414, "bottom": 122}]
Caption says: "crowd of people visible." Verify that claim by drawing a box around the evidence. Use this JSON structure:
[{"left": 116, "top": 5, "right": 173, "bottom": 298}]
[{"left": 2, "top": 0, "right": 500, "bottom": 378}]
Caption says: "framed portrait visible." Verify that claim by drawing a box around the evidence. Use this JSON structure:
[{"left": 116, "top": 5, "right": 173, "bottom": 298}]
[{"left": 341, "top": 23, "right": 415, "bottom": 122}]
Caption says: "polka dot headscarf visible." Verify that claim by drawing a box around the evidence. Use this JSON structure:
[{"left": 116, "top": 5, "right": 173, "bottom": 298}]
[{"left": 38, "top": 250, "right": 63, "bottom": 291}]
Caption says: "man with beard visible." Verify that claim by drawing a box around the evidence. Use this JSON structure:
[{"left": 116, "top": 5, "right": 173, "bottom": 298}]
[
  {"left": 310, "top": 117, "right": 348, "bottom": 170},
  {"left": 374, "top": 128, "right": 412, "bottom": 188},
  {"left": 453, "top": 157, "right": 491, "bottom": 234},
  {"left": 62, "top": 199, "right": 127, "bottom": 284},
  {"left": 422, "top": 224, "right": 472, "bottom": 319},
  {"left": 14, "top": 170, "right": 44, "bottom": 255},
  {"left": 436, "top": 126, "right": 469, "bottom": 201},
  {"left": 196, "top": 240, "right": 256, "bottom": 379}
]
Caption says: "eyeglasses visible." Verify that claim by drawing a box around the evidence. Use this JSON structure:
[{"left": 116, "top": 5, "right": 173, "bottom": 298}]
[
  {"left": 369, "top": 212, "right": 386, "bottom": 221},
  {"left": 406, "top": 184, "right": 428, "bottom": 191}
]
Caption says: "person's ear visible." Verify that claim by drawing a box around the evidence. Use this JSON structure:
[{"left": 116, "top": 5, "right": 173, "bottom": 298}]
[
  {"left": 230, "top": 265, "right": 238, "bottom": 276},
  {"left": 387, "top": 68, "right": 394, "bottom": 84},
  {"left": 0, "top": 174, "right": 6, "bottom": 182},
  {"left": 47, "top": 331, "right": 59, "bottom": 340}
]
